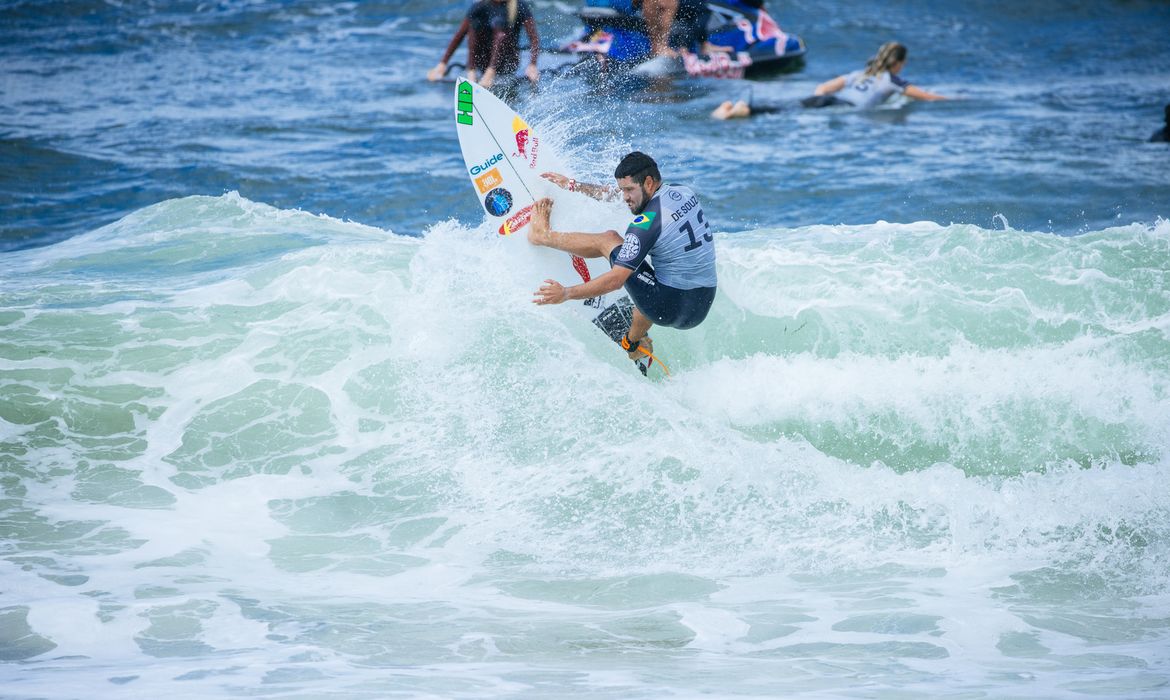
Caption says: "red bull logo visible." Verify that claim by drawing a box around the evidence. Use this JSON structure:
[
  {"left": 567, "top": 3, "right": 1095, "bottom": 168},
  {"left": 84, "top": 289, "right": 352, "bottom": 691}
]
[
  {"left": 498, "top": 204, "right": 533, "bottom": 235},
  {"left": 683, "top": 51, "right": 750, "bottom": 79},
  {"left": 571, "top": 255, "right": 591, "bottom": 283},
  {"left": 511, "top": 116, "right": 539, "bottom": 169}
]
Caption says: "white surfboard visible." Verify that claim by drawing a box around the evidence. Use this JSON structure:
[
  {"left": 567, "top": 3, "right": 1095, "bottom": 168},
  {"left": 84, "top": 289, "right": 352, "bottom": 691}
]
[{"left": 453, "top": 78, "right": 657, "bottom": 375}]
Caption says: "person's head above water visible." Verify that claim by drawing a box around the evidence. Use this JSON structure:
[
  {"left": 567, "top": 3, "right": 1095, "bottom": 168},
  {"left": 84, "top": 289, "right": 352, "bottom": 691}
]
[
  {"left": 1164, "top": 104, "right": 1170, "bottom": 126},
  {"left": 614, "top": 151, "right": 662, "bottom": 215},
  {"left": 865, "top": 41, "right": 908, "bottom": 77}
]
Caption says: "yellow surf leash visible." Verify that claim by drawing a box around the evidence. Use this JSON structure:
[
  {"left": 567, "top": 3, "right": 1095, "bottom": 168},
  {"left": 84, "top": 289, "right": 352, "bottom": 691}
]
[
  {"left": 621, "top": 335, "right": 671, "bottom": 377},
  {"left": 637, "top": 346, "right": 670, "bottom": 376}
]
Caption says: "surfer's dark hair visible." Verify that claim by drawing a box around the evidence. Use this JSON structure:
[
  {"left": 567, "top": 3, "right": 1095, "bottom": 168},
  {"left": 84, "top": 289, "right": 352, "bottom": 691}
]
[{"left": 614, "top": 151, "right": 660, "bottom": 183}]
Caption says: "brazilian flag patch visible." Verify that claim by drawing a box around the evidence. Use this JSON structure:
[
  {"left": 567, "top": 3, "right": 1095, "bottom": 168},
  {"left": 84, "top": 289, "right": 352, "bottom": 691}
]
[{"left": 630, "top": 212, "right": 656, "bottom": 230}]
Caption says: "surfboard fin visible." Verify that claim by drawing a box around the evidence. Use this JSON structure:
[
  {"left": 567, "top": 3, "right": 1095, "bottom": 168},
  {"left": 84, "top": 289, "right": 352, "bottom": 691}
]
[
  {"left": 634, "top": 346, "right": 670, "bottom": 377},
  {"left": 621, "top": 336, "right": 670, "bottom": 377}
]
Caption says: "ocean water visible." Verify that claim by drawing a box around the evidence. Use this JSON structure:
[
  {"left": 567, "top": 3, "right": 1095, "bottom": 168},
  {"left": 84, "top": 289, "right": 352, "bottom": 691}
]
[{"left": 2, "top": 1, "right": 1170, "bottom": 698}]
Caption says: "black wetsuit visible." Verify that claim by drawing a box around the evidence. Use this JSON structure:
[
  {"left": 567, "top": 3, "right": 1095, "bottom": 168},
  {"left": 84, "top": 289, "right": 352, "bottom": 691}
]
[
  {"left": 1152, "top": 107, "right": 1170, "bottom": 143},
  {"left": 672, "top": 0, "right": 712, "bottom": 50},
  {"left": 467, "top": 0, "right": 535, "bottom": 74}
]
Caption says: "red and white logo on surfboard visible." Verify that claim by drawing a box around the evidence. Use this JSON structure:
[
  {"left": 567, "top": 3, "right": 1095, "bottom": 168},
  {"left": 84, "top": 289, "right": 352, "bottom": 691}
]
[
  {"left": 511, "top": 116, "right": 539, "bottom": 169},
  {"left": 498, "top": 204, "right": 533, "bottom": 235}
]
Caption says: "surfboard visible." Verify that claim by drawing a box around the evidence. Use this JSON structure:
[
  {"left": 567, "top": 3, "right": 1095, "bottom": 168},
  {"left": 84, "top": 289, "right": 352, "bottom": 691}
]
[{"left": 453, "top": 77, "right": 659, "bottom": 375}]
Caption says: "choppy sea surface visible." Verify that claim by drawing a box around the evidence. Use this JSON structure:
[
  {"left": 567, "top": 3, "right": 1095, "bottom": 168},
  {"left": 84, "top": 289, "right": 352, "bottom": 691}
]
[{"left": 2, "top": 1, "right": 1169, "bottom": 698}]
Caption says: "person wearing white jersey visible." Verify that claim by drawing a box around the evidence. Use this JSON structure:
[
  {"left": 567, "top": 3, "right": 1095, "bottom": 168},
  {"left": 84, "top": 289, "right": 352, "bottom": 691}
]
[
  {"left": 711, "top": 42, "right": 948, "bottom": 119},
  {"left": 531, "top": 152, "right": 717, "bottom": 361},
  {"left": 805, "top": 41, "right": 948, "bottom": 109}
]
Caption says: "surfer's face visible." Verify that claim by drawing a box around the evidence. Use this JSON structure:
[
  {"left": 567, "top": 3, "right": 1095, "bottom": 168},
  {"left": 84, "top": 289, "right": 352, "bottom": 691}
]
[{"left": 617, "top": 175, "right": 653, "bottom": 214}]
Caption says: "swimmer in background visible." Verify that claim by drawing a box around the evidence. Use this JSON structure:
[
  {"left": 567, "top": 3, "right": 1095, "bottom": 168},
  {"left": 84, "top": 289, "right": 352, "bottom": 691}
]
[
  {"left": 712, "top": 41, "right": 949, "bottom": 119},
  {"left": 426, "top": 0, "right": 540, "bottom": 88}
]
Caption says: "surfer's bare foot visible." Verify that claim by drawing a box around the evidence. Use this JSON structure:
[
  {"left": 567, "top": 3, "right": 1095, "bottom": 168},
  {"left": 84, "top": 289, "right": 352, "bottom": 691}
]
[
  {"left": 713, "top": 101, "right": 751, "bottom": 120},
  {"left": 528, "top": 197, "right": 554, "bottom": 245}
]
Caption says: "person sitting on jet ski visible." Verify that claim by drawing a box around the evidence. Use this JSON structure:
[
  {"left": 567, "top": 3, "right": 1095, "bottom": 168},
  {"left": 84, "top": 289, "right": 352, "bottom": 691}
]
[
  {"left": 427, "top": 0, "right": 541, "bottom": 88},
  {"left": 637, "top": 0, "right": 719, "bottom": 61}
]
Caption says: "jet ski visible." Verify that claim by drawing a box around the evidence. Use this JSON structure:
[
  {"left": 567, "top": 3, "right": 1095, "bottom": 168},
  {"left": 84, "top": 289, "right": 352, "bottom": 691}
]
[{"left": 559, "top": 0, "right": 806, "bottom": 79}]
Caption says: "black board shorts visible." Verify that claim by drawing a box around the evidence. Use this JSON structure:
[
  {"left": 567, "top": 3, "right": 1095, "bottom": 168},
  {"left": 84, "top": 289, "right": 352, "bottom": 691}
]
[{"left": 610, "top": 249, "right": 716, "bottom": 330}]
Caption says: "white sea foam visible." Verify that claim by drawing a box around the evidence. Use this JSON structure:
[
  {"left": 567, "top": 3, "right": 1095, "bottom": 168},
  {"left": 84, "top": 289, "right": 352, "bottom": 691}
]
[{"left": 2, "top": 195, "right": 1169, "bottom": 697}]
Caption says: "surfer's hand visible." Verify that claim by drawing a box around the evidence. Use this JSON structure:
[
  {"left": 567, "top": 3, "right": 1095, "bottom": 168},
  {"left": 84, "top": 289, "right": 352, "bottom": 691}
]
[
  {"left": 533, "top": 279, "right": 568, "bottom": 305},
  {"left": 426, "top": 62, "right": 447, "bottom": 82},
  {"left": 525, "top": 64, "right": 540, "bottom": 83},
  {"left": 541, "top": 172, "right": 570, "bottom": 190}
]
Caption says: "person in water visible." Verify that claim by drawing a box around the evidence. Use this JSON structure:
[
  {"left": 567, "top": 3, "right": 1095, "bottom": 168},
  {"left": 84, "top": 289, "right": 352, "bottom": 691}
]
[
  {"left": 711, "top": 41, "right": 948, "bottom": 119},
  {"left": 1150, "top": 104, "right": 1170, "bottom": 143},
  {"left": 532, "top": 152, "right": 718, "bottom": 361},
  {"left": 639, "top": 0, "right": 724, "bottom": 64},
  {"left": 807, "top": 41, "right": 948, "bottom": 108},
  {"left": 638, "top": 0, "right": 680, "bottom": 61},
  {"left": 426, "top": 0, "right": 540, "bottom": 88}
]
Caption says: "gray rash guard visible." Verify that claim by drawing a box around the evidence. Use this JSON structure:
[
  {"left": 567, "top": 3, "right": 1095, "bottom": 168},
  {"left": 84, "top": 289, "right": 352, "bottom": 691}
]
[
  {"left": 837, "top": 69, "right": 910, "bottom": 109},
  {"left": 613, "top": 183, "right": 717, "bottom": 290}
]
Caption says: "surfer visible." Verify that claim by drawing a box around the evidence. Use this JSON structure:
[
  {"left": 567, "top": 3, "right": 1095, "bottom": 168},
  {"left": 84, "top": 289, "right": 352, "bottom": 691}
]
[
  {"left": 530, "top": 152, "right": 717, "bottom": 362},
  {"left": 804, "top": 41, "right": 948, "bottom": 109},
  {"left": 711, "top": 41, "right": 948, "bottom": 119},
  {"left": 637, "top": 0, "right": 717, "bottom": 68},
  {"left": 426, "top": 0, "right": 541, "bottom": 88},
  {"left": 639, "top": 0, "right": 680, "bottom": 62}
]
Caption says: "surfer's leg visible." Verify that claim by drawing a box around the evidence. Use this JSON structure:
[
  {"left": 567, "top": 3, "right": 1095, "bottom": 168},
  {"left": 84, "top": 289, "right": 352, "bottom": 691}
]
[
  {"left": 628, "top": 307, "right": 654, "bottom": 342},
  {"left": 528, "top": 197, "right": 622, "bottom": 258},
  {"left": 644, "top": 0, "right": 679, "bottom": 57},
  {"left": 712, "top": 100, "right": 751, "bottom": 119},
  {"left": 712, "top": 101, "right": 735, "bottom": 119}
]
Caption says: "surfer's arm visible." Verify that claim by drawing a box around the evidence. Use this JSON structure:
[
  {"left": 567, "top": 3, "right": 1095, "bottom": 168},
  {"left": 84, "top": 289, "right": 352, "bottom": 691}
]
[
  {"left": 432, "top": 18, "right": 470, "bottom": 79},
  {"left": 481, "top": 29, "right": 509, "bottom": 86},
  {"left": 814, "top": 75, "right": 846, "bottom": 96},
  {"left": 904, "top": 84, "right": 948, "bottom": 101},
  {"left": 465, "top": 23, "right": 482, "bottom": 81},
  {"left": 541, "top": 172, "right": 618, "bottom": 201},
  {"left": 534, "top": 266, "right": 632, "bottom": 306},
  {"left": 524, "top": 18, "right": 540, "bottom": 81}
]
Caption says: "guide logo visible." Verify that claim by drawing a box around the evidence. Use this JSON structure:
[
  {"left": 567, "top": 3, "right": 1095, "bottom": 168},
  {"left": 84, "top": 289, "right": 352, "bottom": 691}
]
[{"left": 470, "top": 153, "right": 503, "bottom": 176}]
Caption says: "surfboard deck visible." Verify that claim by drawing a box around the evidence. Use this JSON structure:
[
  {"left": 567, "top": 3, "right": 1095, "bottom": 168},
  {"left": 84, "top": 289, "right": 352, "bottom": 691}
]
[{"left": 452, "top": 77, "right": 656, "bottom": 375}]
